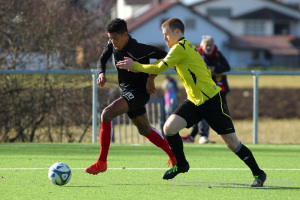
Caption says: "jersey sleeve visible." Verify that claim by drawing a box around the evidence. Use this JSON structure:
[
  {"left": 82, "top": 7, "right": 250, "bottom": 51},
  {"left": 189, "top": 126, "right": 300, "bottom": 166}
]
[
  {"left": 132, "top": 59, "right": 168, "bottom": 74},
  {"left": 97, "top": 40, "right": 113, "bottom": 74},
  {"left": 162, "top": 44, "right": 186, "bottom": 68},
  {"left": 132, "top": 44, "right": 185, "bottom": 74}
]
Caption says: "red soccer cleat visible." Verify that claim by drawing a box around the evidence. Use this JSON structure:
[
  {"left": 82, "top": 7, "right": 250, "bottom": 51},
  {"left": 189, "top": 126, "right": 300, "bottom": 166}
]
[
  {"left": 85, "top": 161, "right": 107, "bottom": 175},
  {"left": 181, "top": 135, "right": 194, "bottom": 143},
  {"left": 166, "top": 156, "right": 177, "bottom": 168}
]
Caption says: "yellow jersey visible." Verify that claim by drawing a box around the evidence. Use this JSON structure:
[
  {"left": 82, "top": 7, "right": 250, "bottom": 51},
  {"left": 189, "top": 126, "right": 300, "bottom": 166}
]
[{"left": 132, "top": 38, "right": 221, "bottom": 106}]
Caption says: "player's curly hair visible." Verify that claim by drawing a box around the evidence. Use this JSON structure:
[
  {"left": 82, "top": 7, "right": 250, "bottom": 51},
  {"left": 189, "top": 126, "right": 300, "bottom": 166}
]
[
  {"left": 161, "top": 18, "right": 184, "bottom": 34},
  {"left": 105, "top": 18, "right": 128, "bottom": 34}
]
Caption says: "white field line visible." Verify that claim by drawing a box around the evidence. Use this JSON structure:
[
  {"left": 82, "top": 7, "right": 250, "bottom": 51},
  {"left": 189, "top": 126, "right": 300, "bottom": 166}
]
[
  {"left": 1, "top": 144, "right": 300, "bottom": 148},
  {"left": 0, "top": 168, "right": 299, "bottom": 171}
]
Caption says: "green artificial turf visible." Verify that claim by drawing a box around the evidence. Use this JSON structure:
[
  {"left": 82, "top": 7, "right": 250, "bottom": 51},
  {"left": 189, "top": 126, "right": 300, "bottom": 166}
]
[{"left": 0, "top": 143, "right": 299, "bottom": 200}]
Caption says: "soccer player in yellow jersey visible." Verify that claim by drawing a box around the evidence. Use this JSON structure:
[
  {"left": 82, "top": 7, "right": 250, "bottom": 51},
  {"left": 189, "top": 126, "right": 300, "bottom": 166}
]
[{"left": 117, "top": 18, "right": 266, "bottom": 187}]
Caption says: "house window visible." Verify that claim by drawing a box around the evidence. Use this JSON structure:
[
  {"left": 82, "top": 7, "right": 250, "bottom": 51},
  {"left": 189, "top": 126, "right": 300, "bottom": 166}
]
[
  {"left": 185, "top": 18, "right": 195, "bottom": 30},
  {"left": 264, "top": 51, "right": 272, "bottom": 60},
  {"left": 244, "top": 21, "right": 265, "bottom": 35},
  {"left": 207, "top": 8, "right": 231, "bottom": 17},
  {"left": 274, "top": 22, "right": 289, "bottom": 35}
]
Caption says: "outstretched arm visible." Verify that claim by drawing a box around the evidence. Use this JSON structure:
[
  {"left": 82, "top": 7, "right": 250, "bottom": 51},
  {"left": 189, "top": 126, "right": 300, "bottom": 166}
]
[{"left": 116, "top": 57, "right": 168, "bottom": 75}]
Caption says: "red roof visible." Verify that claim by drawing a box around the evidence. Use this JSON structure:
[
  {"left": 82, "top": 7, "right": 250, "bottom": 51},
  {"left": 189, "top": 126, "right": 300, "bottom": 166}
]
[
  {"left": 228, "top": 35, "right": 300, "bottom": 55},
  {"left": 126, "top": 0, "right": 231, "bottom": 36},
  {"left": 127, "top": 1, "right": 178, "bottom": 32}
]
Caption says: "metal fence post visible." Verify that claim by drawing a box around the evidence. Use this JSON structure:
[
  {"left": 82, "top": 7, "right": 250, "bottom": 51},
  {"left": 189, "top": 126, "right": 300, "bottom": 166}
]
[
  {"left": 252, "top": 71, "right": 260, "bottom": 144},
  {"left": 92, "top": 72, "right": 98, "bottom": 143}
]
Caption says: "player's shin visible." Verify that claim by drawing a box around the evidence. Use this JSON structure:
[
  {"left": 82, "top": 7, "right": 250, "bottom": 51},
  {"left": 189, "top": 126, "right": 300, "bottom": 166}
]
[
  {"left": 234, "top": 142, "right": 263, "bottom": 175},
  {"left": 146, "top": 126, "right": 174, "bottom": 158},
  {"left": 166, "top": 133, "right": 188, "bottom": 167},
  {"left": 98, "top": 121, "right": 112, "bottom": 162}
]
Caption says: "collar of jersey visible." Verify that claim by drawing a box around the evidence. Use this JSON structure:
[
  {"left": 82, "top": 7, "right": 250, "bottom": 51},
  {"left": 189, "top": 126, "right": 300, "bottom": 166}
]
[
  {"left": 122, "top": 35, "right": 135, "bottom": 50},
  {"left": 178, "top": 37, "right": 185, "bottom": 43}
]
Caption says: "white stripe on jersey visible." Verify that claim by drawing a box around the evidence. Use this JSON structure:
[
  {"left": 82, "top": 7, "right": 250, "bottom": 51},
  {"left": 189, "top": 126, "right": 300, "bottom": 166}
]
[{"left": 126, "top": 51, "right": 155, "bottom": 61}]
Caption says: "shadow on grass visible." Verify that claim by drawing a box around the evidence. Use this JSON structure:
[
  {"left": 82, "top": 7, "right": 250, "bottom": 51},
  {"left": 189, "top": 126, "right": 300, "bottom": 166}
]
[
  {"left": 66, "top": 183, "right": 166, "bottom": 187},
  {"left": 110, "top": 183, "right": 166, "bottom": 187},
  {"left": 212, "top": 182, "right": 300, "bottom": 190},
  {"left": 251, "top": 186, "right": 300, "bottom": 190},
  {"left": 66, "top": 182, "right": 300, "bottom": 189},
  {"left": 66, "top": 186, "right": 104, "bottom": 188},
  {"left": 168, "top": 180, "right": 300, "bottom": 190}
]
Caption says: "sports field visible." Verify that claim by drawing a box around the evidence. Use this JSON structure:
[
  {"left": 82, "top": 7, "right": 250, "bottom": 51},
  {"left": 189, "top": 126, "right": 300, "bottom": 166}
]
[{"left": 0, "top": 143, "right": 299, "bottom": 200}]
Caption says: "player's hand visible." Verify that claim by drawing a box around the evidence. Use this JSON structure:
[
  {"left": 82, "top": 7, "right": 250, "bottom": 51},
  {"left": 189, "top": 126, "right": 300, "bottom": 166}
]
[
  {"left": 116, "top": 57, "right": 134, "bottom": 70},
  {"left": 97, "top": 73, "right": 107, "bottom": 87},
  {"left": 146, "top": 74, "right": 157, "bottom": 94}
]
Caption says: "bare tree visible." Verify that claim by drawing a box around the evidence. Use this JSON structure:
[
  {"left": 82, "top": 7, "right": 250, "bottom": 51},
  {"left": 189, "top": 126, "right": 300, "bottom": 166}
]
[{"left": 0, "top": 0, "right": 115, "bottom": 142}]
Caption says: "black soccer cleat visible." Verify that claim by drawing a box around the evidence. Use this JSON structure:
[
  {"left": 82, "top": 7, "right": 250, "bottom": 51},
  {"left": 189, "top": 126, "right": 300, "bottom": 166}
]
[
  {"left": 250, "top": 171, "right": 267, "bottom": 187},
  {"left": 162, "top": 162, "right": 190, "bottom": 180}
]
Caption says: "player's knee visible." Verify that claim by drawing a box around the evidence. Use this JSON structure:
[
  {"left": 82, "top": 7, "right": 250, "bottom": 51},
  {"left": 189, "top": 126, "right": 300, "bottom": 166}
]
[
  {"left": 227, "top": 141, "right": 240, "bottom": 151},
  {"left": 163, "top": 123, "right": 174, "bottom": 135},
  {"left": 101, "top": 107, "right": 112, "bottom": 122},
  {"left": 222, "top": 133, "right": 239, "bottom": 151}
]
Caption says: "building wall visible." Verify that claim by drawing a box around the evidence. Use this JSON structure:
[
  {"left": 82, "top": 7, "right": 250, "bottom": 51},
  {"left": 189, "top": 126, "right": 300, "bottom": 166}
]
[
  {"left": 273, "top": 55, "right": 300, "bottom": 68},
  {"left": 227, "top": 49, "right": 253, "bottom": 68},
  {"left": 116, "top": 0, "right": 133, "bottom": 20},
  {"left": 192, "top": 0, "right": 300, "bottom": 36},
  {"left": 122, "top": 0, "right": 300, "bottom": 68},
  {"left": 129, "top": 4, "right": 229, "bottom": 53}
]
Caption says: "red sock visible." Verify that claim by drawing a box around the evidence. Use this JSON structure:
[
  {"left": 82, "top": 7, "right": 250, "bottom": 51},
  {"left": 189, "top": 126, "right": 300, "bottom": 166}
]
[
  {"left": 98, "top": 121, "right": 111, "bottom": 162},
  {"left": 146, "top": 127, "right": 174, "bottom": 158}
]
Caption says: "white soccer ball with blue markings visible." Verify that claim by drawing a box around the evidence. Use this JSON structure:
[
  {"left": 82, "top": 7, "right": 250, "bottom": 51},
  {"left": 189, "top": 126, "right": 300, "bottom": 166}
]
[{"left": 48, "top": 162, "right": 72, "bottom": 186}]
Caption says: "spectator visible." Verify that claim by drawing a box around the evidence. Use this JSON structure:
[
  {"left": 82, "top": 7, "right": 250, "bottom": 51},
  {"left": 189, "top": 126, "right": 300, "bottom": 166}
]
[
  {"left": 162, "top": 75, "right": 178, "bottom": 118},
  {"left": 181, "top": 35, "right": 231, "bottom": 144}
]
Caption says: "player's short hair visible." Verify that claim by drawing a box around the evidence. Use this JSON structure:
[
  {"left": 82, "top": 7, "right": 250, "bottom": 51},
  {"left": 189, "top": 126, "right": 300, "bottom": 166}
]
[
  {"left": 161, "top": 18, "right": 185, "bottom": 34},
  {"left": 201, "top": 35, "right": 214, "bottom": 45},
  {"left": 106, "top": 18, "right": 128, "bottom": 34}
]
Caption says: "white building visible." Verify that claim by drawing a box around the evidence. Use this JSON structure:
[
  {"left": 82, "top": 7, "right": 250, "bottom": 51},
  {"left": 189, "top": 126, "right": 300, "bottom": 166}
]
[{"left": 113, "top": 0, "right": 300, "bottom": 68}]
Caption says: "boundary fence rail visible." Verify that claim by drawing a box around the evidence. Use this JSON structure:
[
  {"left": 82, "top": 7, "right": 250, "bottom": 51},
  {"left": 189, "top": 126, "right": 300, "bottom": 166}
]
[{"left": 1, "top": 69, "right": 300, "bottom": 144}]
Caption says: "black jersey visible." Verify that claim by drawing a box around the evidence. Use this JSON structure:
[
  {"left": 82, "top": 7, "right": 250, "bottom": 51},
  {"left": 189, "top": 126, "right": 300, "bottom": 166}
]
[{"left": 97, "top": 36, "right": 167, "bottom": 94}]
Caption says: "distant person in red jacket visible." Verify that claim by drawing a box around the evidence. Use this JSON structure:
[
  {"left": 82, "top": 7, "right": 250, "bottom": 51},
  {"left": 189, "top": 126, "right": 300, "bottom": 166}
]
[{"left": 181, "top": 35, "right": 231, "bottom": 144}]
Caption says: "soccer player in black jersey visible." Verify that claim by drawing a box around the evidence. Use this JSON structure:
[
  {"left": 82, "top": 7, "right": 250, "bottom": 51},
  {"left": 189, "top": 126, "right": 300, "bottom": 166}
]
[
  {"left": 117, "top": 18, "right": 266, "bottom": 187},
  {"left": 85, "top": 18, "right": 176, "bottom": 175}
]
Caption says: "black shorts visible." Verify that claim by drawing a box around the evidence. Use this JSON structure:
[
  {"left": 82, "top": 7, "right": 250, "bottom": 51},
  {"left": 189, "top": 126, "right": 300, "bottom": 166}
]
[
  {"left": 173, "top": 92, "right": 235, "bottom": 135},
  {"left": 122, "top": 91, "right": 150, "bottom": 119}
]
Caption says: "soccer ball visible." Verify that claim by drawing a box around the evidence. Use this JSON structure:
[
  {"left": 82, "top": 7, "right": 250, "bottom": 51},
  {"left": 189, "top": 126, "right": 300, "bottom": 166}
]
[{"left": 48, "top": 162, "right": 72, "bottom": 186}]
